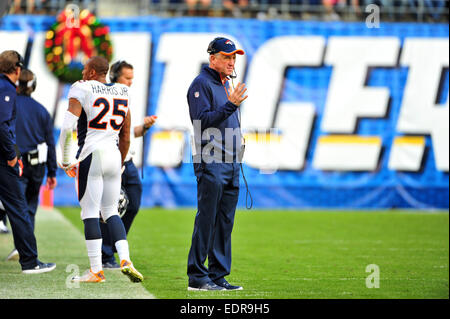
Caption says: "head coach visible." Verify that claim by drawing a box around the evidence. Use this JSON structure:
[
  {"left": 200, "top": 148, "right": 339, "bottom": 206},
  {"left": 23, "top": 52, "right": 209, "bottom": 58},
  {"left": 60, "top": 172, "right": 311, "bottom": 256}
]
[{"left": 186, "top": 37, "right": 248, "bottom": 291}]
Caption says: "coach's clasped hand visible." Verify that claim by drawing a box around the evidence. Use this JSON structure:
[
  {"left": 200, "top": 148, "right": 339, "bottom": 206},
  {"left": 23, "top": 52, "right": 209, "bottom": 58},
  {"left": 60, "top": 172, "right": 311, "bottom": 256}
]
[{"left": 227, "top": 82, "right": 248, "bottom": 106}]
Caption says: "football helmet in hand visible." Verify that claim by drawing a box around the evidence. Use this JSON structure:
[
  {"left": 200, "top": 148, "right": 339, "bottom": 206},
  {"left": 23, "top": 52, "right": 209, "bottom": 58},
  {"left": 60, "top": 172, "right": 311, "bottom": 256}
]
[
  {"left": 118, "top": 187, "right": 129, "bottom": 218},
  {"left": 100, "top": 187, "right": 129, "bottom": 223}
]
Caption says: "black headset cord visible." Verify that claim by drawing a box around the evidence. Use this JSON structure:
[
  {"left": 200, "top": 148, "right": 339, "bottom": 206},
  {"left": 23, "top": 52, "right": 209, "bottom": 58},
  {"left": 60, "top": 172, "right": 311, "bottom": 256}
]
[
  {"left": 240, "top": 162, "right": 253, "bottom": 210},
  {"left": 230, "top": 73, "right": 253, "bottom": 210}
]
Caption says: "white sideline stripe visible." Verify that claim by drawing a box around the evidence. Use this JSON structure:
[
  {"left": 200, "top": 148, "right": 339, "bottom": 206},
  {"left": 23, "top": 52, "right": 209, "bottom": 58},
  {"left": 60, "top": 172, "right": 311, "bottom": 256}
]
[{"left": 40, "top": 207, "right": 157, "bottom": 299}]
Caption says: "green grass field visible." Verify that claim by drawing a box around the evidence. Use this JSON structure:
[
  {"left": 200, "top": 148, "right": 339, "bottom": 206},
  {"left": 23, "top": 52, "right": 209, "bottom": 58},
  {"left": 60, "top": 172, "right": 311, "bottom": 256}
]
[
  {"left": 0, "top": 207, "right": 153, "bottom": 299},
  {"left": 1, "top": 207, "right": 448, "bottom": 299}
]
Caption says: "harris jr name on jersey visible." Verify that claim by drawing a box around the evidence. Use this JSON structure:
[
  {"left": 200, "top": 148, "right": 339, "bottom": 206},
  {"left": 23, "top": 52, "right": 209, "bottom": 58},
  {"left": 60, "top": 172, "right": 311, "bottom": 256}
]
[{"left": 90, "top": 83, "right": 129, "bottom": 97}]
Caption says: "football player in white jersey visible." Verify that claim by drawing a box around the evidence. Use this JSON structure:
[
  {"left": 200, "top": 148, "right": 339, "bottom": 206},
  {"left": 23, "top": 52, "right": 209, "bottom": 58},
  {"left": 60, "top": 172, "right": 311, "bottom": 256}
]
[{"left": 59, "top": 56, "right": 143, "bottom": 283}]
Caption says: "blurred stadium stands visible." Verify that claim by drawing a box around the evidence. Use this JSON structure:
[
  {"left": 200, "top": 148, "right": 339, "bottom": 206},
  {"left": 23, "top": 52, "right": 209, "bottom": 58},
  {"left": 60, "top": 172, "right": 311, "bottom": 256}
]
[{"left": 8, "top": 0, "right": 450, "bottom": 22}]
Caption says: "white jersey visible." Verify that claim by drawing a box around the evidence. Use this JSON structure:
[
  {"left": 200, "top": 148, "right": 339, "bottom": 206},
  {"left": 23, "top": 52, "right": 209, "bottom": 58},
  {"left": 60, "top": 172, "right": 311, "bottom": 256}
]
[{"left": 68, "top": 80, "right": 131, "bottom": 162}]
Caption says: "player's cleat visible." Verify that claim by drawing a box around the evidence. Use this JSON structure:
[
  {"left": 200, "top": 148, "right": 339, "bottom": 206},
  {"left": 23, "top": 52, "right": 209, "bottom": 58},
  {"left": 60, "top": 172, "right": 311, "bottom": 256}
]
[
  {"left": 120, "top": 260, "right": 144, "bottom": 283},
  {"left": 22, "top": 261, "right": 56, "bottom": 274},
  {"left": 71, "top": 269, "right": 106, "bottom": 283},
  {"left": 5, "top": 248, "right": 19, "bottom": 261},
  {"left": 188, "top": 281, "right": 226, "bottom": 291}
]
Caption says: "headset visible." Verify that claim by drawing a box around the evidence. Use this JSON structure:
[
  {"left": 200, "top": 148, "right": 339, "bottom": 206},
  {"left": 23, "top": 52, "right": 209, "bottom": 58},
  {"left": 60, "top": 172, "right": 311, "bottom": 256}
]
[
  {"left": 28, "top": 74, "right": 37, "bottom": 91},
  {"left": 109, "top": 60, "right": 127, "bottom": 83},
  {"left": 18, "top": 69, "right": 37, "bottom": 94},
  {"left": 25, "top": 74, "right": 37, "bottom": 92},
  {"left": 229, "top": 69, "right": 237, "bottom": 80},
  {"left": 206, "top": 37, "right": 226, "bottom": 55},
  {"left": 14, "top": 51, "right": 24, "bottom": 69}
]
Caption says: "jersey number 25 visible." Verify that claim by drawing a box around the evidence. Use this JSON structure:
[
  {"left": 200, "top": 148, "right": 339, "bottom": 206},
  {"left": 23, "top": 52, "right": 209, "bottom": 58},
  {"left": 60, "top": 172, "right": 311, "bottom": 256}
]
[{"left": 89, "top": 98, "right": 128, "bottom": 131}]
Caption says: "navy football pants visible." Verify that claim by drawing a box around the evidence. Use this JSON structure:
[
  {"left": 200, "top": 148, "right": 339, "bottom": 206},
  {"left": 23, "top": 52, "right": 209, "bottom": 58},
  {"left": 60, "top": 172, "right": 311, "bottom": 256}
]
[
  {"left": 187, "top": 162, "right": 240, "bottom": 286},
  {"left": 19, "top": 162, "right": 46, "bottom": 231}
]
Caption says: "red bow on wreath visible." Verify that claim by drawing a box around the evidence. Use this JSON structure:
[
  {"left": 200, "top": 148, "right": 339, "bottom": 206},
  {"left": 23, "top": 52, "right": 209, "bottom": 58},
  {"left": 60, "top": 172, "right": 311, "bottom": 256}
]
[{"left": 50, "top": 9, "right": 109, "bottom": 62}]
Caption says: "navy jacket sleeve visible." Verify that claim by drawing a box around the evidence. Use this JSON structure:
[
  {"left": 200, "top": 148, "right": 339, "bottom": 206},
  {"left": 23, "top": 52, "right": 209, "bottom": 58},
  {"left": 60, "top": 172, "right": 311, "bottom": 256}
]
[
  {"left": 0, "top": 91, "right": 17, "bottom": 161},
  {"left": 188, "top": 80, "right": 238, "bottom": 129},
  {"left": 44, "top": 113, "right": 57, "bottom": 177}
]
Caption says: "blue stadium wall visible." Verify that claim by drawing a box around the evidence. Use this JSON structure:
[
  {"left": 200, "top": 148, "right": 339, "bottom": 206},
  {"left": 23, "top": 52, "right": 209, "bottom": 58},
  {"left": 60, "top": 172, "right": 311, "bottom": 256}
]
[{"left": 1, "top": 15, "right": 448, "bottom": 209}]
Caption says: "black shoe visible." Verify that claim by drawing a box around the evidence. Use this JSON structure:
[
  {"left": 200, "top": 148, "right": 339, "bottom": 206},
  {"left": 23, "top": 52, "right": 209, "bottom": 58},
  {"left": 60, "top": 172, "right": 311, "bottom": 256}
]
[
  {"left": 188, "top": 281, "right": 226, "bottom": 291},
  {"left": 214, "top": 279, "right": 243, "bottom": 290},
  {"left": 103, "top": 260, "right": 120, "bottom": 269},
  {"left": 22, "top": 261, "right": 56, "bottom": 274}
]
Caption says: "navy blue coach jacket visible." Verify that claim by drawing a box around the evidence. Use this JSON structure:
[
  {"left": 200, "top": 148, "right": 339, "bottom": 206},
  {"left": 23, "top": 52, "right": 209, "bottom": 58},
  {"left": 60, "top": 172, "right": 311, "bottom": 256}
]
[
  {"left": 187, "top": 66, "right": 242, "bottom": 163},
  {"left": 0, "top": 73, "right": 18, "bottom": 163},
  {"left": 15, "top": 95, "right": 57, "bottom": 177}
]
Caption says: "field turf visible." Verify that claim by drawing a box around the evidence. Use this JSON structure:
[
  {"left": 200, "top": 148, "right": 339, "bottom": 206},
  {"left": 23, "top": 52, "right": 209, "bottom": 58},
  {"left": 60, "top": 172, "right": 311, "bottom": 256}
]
[
  {"left": 0, "top": 207, "right": 448, "bottom": 299},
  {"left": 0, "top": 207, "right": 153, "bottom": 299},
  {"left": 57, "top": 207, "right": 449, "bottom": 299}
]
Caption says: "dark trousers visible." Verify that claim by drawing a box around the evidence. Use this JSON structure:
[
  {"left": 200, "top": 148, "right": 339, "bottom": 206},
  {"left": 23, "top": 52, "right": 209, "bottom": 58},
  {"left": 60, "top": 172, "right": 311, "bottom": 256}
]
[
  {"left": 19, "top": 162, "right": 46, "bottom": 231},
  {"left": 0, "top": 162, "right": 39, "bottom": 269},
  {"left": 187, "top": 162, "right": 240, "bottom": 286},
  {"left": 100, "top": 159, "right": 142, "bottom": 263}
]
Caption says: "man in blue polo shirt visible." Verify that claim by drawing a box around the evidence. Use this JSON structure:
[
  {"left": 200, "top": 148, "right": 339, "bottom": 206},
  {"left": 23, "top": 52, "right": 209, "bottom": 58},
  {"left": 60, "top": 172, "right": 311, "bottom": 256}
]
[
  {"left": 0, "top": 50, "right": 55, "bottom": 274},
  {"left": 186, "top": 37, "right": 248, "bottom": 291},
  {"left": 16, "top": 69, "right": 57, "bottom": 228}
]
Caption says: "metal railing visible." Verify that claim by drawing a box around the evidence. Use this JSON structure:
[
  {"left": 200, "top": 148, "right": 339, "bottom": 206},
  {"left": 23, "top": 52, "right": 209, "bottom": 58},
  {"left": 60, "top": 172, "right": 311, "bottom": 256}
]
[{"left": 7, "top": 0, "right": 450, "bottom": 22}]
